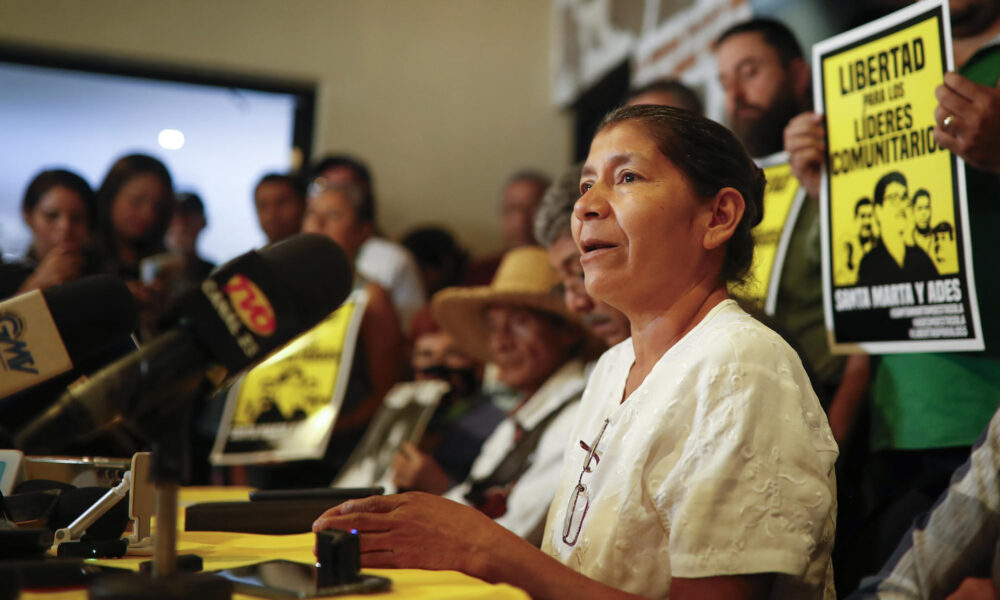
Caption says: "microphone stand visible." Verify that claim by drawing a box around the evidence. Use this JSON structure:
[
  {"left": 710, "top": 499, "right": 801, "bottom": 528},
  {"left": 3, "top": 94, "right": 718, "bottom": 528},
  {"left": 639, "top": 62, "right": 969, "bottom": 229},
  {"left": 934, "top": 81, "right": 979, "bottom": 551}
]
[{"left": 89, "top": 394, "right": 231, "bottom": 599}]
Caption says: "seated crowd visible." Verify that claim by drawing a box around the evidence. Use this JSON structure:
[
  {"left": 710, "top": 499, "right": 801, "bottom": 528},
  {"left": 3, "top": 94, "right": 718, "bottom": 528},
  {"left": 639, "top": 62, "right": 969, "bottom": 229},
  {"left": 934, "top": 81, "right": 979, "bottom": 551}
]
[{"left": 2, "top": 5, "right": 1000, "bottom": 599}]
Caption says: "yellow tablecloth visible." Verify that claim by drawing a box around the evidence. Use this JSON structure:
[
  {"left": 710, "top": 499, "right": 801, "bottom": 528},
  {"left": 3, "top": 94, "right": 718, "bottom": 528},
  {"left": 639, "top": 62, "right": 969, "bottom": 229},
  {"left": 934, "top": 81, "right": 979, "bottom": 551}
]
[{"left": 21, "top": 487, "right": 529, "bottom": 600}]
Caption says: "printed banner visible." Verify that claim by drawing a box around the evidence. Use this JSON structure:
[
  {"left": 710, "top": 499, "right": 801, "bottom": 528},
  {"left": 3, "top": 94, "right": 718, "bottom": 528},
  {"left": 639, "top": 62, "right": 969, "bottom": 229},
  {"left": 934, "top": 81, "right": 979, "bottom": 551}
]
[
  {"left": 814, "top": 0, "right": 982, "bottom": 353},
  {"left": 210, "top": 288, "right": 368, "bottom": 465},
  {"left": 732, "top": 152, "right": 806, "bottom": 315}
]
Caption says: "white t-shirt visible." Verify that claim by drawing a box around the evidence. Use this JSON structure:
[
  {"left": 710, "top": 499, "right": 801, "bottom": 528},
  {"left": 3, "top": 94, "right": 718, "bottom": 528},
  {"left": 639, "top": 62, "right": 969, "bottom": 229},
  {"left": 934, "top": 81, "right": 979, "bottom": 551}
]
[
  {"left": 542, "top": 300, "right": 838, "bottom": 599},
  {"left": 356, "top": 236, "right": 426, "bottom": 329},
  {"left": 446, "top": 359, "right": 586, "bottom": 545}
]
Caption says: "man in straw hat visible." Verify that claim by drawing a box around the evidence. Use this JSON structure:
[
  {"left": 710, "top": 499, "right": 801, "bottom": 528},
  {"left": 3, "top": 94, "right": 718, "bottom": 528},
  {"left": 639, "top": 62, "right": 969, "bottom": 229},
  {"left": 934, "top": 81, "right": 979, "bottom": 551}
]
[{"left": 390, "top": 246, "right": 595, "bottom": 545}]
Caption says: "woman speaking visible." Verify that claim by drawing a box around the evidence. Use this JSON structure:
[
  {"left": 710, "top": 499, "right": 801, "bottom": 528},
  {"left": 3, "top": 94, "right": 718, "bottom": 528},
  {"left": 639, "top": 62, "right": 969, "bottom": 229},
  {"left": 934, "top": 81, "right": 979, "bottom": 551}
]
[{"left": 314, "top": 105, "right": 838, "bottom": 600}]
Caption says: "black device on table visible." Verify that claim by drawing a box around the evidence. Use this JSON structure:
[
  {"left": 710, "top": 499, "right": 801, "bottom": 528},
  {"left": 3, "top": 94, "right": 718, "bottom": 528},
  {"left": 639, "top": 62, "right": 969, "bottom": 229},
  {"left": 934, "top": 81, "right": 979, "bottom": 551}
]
[
  {"left": 185, "top": 487, "right": 384, "bottom": 535},
  {"left": 214, "top": 529, "right": 391, "bottom": 598}
]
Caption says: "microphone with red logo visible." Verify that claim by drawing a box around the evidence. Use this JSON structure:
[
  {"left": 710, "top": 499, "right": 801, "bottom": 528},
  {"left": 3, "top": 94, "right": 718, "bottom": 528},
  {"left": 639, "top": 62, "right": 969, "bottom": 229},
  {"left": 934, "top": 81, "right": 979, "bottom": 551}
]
[
  {"left": 0, "top": 275, "right": 137, "bottom": 401},
  {"left": 15, "top": 234, "right": 353, "bottom": 453}
]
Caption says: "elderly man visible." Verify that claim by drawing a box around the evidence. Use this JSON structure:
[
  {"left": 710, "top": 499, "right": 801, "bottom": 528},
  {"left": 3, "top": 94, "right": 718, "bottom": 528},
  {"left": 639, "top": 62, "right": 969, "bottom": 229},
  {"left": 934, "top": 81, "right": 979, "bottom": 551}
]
[
  {"left": 534, "top": 164, "right": 630, "bottom": 349},
  {"left": 390, "top": 247, "right": 591, "bottom": 545}
]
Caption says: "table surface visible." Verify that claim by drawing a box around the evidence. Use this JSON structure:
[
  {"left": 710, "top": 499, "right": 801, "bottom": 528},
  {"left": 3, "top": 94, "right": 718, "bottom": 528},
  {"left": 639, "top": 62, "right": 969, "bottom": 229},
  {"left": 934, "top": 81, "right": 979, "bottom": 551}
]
[{"left": 20, "top": 486, "right": 530, "bottom": 600}]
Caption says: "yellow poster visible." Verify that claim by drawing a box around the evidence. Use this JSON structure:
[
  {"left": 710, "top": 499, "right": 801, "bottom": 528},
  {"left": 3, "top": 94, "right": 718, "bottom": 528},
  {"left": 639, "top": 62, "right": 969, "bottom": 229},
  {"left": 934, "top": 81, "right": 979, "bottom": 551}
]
[
  {"left": 211, "top": 288, "right": 368, "bottom": 465},
  {"left": 732, "top": 154, "right": 805, "bottom": 314},
  {"left": 815, "top": 0, "right": 982, "bottom": 354}
]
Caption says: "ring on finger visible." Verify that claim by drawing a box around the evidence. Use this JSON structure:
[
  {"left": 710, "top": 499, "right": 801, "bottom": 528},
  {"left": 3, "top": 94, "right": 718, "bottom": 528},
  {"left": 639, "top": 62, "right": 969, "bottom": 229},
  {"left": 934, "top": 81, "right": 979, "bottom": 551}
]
[{"left": 942, "top": 114, "right": 955, "bottom": 130}]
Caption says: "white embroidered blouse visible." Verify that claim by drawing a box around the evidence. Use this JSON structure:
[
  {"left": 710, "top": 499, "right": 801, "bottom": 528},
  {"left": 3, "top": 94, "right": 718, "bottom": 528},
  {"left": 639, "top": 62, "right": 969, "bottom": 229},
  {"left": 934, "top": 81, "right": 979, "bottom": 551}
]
[{"left": 541, "top": 299, "right": 838, "bottom": 599}]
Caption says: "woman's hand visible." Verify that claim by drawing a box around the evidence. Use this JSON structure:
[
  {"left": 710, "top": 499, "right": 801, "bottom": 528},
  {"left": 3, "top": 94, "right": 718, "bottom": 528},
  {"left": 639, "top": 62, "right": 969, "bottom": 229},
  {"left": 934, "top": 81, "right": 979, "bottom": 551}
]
[
  {"left": 18, "top": 244, "right": 82, "bottom": 292},
  {"left": 784, "top": 111, "right": 826, "bottom": 200},
  {"left": 312, "top": 492, "right": 509, "bottom": 578},
  {"left": 391, "top": 442, "right": 452, "bottom": 494},
  {"left": 934, "top": 72, "right": 1000, "bottom": 174},
  {"left": 311, "top": 493, "right": 762, "bottom": 600}
]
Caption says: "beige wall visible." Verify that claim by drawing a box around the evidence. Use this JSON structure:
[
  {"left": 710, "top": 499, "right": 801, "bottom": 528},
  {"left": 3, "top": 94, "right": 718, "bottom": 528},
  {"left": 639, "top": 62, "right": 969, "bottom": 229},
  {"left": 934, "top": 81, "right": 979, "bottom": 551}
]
[{"left": 0, "top": 0, "right": 570, "bottom": 255}]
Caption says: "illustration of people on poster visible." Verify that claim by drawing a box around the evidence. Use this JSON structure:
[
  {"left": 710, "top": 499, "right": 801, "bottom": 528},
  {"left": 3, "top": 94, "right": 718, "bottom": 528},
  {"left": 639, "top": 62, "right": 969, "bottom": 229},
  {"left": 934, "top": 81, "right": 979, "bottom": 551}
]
[
  {"left": 210, "top": 288, "right": 368, "bottom": 465},
  {"left": 814, "top": 0, "right": 983, "bottom": 353},
  {"left": 731, "top": 151, "right": 806, "bottom": 315}
]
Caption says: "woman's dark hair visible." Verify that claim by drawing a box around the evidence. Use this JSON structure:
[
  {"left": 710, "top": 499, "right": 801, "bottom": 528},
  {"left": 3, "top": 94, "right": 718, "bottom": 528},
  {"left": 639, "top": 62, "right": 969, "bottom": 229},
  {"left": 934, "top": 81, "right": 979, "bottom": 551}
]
[
  {"left": 22, "top": 168, "right": 99, "bottom": 228},
  {"left": 596, "top": 104, "right": 766, "bottom": 283},
  {"left": 96, "top": 153, "right": 175, "bottom": 260}
]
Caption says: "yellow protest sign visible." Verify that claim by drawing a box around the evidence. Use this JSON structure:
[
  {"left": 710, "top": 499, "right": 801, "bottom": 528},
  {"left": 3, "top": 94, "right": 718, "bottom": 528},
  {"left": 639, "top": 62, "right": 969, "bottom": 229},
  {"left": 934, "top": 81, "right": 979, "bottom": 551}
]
[
  {"left": 731, "top": 153, "right": 806, "bottom": 314},
  {"left": 814, "top": 0, "right": 983, "bottom": 354},
  {"left": 211, "top": 288, "right": 368, "bottom": 465}
]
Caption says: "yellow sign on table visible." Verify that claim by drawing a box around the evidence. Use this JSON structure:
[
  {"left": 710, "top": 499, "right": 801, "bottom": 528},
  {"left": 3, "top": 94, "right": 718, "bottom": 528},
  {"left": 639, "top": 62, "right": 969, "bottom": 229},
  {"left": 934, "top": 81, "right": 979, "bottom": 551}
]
[{"left": 211, "top": 289, "right": 368, "bottom": 465}]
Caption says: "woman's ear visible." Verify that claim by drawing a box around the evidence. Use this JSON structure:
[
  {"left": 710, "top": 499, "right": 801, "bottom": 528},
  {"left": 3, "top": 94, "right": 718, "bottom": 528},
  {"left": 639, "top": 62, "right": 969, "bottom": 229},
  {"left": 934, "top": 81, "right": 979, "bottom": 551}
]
[{"left": 703, "top": 188, "right": 745, "bottom": 250}]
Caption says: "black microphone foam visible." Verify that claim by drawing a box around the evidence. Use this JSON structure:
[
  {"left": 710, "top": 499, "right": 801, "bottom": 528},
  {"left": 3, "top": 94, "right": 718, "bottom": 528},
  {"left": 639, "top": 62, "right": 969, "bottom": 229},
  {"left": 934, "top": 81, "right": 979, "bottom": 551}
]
[
  {"left": 15, "top": 234, "right": 354, "bottom": 453},
  {"left": 178, "top": 233, "right": 354, "bottom": 371},
  {"left": 41, "top": 275, "right": 138, "bottom": 364},
  {"left": 258, "top": 234, "right": 355, "bottom": 327}
]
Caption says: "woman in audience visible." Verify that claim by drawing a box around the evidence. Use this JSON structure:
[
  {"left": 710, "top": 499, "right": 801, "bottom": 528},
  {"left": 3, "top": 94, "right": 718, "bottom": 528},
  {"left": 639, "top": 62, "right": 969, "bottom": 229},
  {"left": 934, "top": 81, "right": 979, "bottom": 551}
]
[
  {"left": 299, "top": 180, "right": 403, "bottom": 471},
  {"left": 0, "top": 169, "right": 102, "bottom": 298},
  {"left": 315, "top": 105, "right": 838, "bottom": 599},
  {"left": 96, "top": 153, "right": 174, "bottom": 278},
  {"left": 95, "top": 153, "right": 175, "bottom": 336}
]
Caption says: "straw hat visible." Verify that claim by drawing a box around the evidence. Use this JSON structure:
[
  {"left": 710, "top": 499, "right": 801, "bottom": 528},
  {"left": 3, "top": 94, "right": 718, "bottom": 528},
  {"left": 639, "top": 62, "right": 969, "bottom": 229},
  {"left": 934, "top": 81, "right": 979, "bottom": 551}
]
[{"left": 432, "top": 246, "right": 594, "bottom": 363}]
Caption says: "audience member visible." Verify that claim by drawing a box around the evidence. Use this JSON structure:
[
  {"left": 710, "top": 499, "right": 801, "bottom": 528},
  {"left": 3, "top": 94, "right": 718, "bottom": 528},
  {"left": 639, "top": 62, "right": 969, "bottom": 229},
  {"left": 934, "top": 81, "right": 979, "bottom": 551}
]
[
  {"left": 247, "top": 180, "right": 404, "bottom": 489},
  {"left": 784, "top": 0, "right": 1000, "bottom": 591},
  {"left": 315, "top": 105, "right": 837, "bottom": 599},
  {"left": 311, "top": 154, "right": 426, "bottom": 329},
  {"left": 391, "top": 307, "right": 504, "bottom": 489},
  {"left": 400, "top": 226, "right": 469, "bottom": 296},
  {"left": 392, "top": 247, "right": 589, "bottom": 545},
  {"left": 164, "top": 191, "right": 215, "bottom": 293},
  {"left": 533, "top": 163, "right": 630, "bottom": 348},
  {"left": 465, "top": 170, "right": 551, "bottom": 285},
  {"left": 626, "top": 78, "right": 704, "bottom": 113},
  {"left": 253, "top": 173, "right": 305, "bottom": 245},
  {"left": 301, "top": 179, "right": 403, "bottom": 439},
  {"left": 95, "top": 153, "right": 175, "bottom": 338},
  {"left": 499, "top": 170, "right": 550, "bottom": 249},
  {"left": 0, "top": 169, "right": 102, "bottom": 298},
  {"left": 716, "top": 18, "right": 811, "bottom": 158},
  {"left": 95, "top": 153, "right": 175, "bottom": 279},
  {"left": 717, "top": 17, "right": 869, "bottom": 427}
]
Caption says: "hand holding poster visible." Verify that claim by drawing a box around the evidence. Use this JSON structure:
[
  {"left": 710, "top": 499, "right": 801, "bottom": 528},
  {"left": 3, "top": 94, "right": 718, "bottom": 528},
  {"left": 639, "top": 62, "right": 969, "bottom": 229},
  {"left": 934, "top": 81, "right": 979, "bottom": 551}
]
[{"left": 814, "top": 0, "right": 983, "bottom": 353}]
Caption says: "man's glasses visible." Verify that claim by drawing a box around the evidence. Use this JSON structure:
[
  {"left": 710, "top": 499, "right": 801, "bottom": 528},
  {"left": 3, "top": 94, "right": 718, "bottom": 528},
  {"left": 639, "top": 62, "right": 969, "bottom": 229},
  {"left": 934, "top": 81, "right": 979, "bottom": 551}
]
[{"left": 562, "top": 418, "right": 609, "bottom": 546}]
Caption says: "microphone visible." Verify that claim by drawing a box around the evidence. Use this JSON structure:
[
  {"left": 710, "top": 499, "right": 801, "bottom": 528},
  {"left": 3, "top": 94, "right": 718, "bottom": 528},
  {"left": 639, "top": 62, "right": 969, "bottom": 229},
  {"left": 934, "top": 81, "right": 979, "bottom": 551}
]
[
  {"left": 15, "top": 234, "right": 353, "bottom": 453},
  {"left": 0, "top": 275, "right": 137, "bottom": 400}
]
